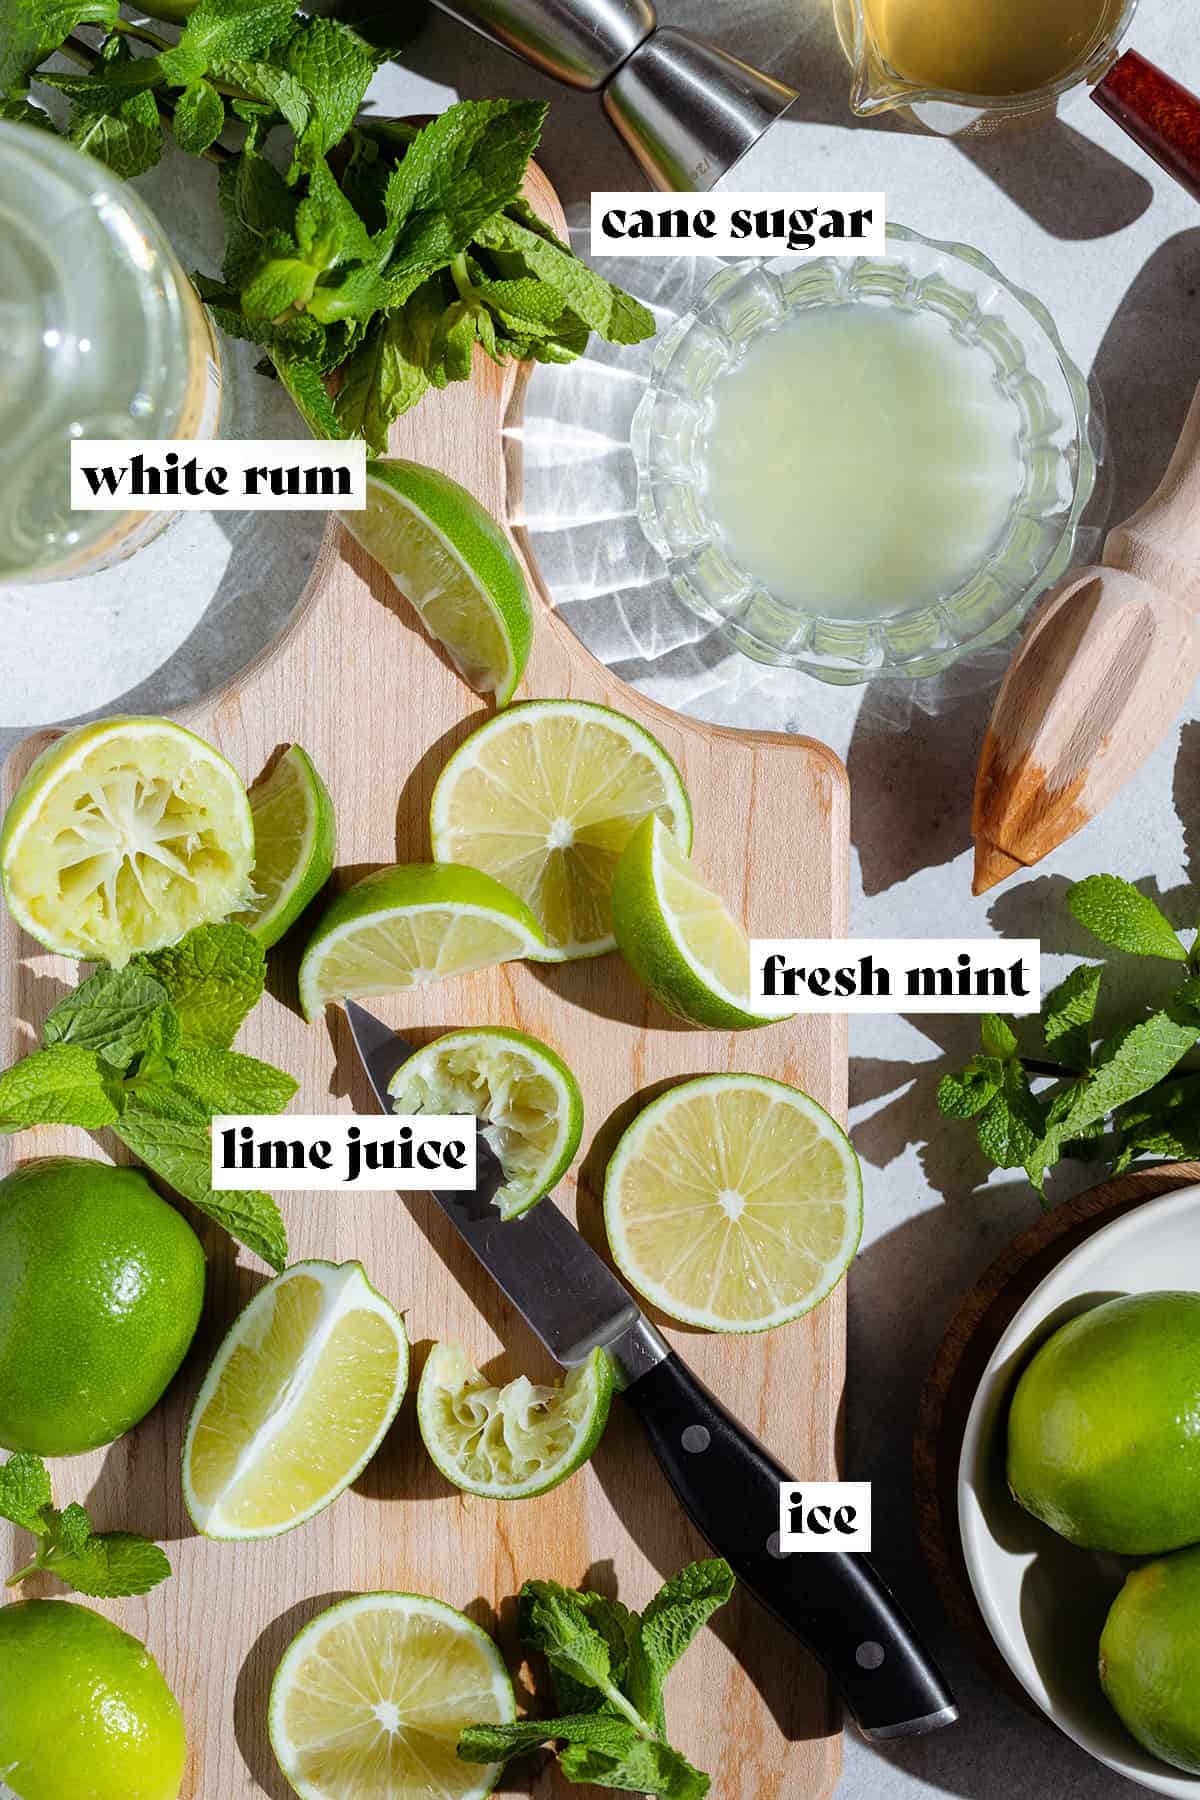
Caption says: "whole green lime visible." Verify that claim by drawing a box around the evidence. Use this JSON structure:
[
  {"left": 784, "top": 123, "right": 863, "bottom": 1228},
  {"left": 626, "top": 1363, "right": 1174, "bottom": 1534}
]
[
  {"left": 1101, "top": 1546, "right": 1200, "bottom": 1773},
  {"left": 0, "top": 1157, "right": 205, "bottom": 1456},
  {"left": 1007, "top": 1291, "right": 1200, "bottom": 1554},
  {"left": 0, "top": 1599, "right": 186, "bottom": 1799}
]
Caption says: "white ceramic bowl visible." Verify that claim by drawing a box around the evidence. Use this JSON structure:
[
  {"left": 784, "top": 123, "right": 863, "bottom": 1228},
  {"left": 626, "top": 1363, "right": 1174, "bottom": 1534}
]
[{"left": 958, "top": 1185, "right": 1200, "bottom": 1797}]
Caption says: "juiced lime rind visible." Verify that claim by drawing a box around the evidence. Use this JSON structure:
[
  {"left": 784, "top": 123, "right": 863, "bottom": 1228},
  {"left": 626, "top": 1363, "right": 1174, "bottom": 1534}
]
[
  {"left": 269, "top": 1590, "right": 514, "bottom": 1800},
  {"left": 611, "top": 814, "right": 793, "bottom": 1030},
  {"left": 0, "top": 714, "right": 254, "bottom": 965},
  {"left": 339, "top": 459, "right": 533, "bottom": 707},
  {"left": 429, "top": 698, "right": 693, "bottom": 963},
  {"left": 387, "top": 1025, "right": 583, "bottom": 1220},
  {"left": 417, "top": 1343, "right": 613, "bottom": 1500},
  {"left": 298, "top": 862, "right": 546, "bottom": 1020},
  {"left": 603, "top": 1071, "right": 862, "bottom": 1334},
  {"left": 233, "top": 744, "right": 337, "bottom": 949},
  {"left": 181, "top": 1259, "right": 409, "bottom": 1542}
]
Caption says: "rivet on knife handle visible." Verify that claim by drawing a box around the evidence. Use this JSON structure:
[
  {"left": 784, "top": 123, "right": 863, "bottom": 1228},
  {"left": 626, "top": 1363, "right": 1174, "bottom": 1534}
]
[{"left": 621, "top": 1351, "right": 958, "bottom": 1739}]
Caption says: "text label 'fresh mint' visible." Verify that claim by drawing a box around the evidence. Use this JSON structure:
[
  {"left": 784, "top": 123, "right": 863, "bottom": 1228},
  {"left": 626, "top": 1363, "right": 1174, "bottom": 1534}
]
[
  {"left": 589, "top": 192, "right": 886, "bottom": 257},
  {"left": 70, "top": 440, "right": 366, "bottom": 512},
  {"left": 750, "top": 939, "right": 1041, "bottom": 1014},
  {"left": 212, "top": 1115, "right": 476, "bottom": 1191}
]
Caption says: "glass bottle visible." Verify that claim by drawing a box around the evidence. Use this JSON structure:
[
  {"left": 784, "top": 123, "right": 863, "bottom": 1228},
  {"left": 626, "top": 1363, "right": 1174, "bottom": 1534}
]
[{"left": 0, "top": 120, "right": 222, "bottom": 583}]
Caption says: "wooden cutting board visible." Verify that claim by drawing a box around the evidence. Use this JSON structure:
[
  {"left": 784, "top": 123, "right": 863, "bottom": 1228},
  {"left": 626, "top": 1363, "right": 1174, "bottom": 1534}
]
[{"left": 0, "top": 163, "right": 850, "bottom": 1800}]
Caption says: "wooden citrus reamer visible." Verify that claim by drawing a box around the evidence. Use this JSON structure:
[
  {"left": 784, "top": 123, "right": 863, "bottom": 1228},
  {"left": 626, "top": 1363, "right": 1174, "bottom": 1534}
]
[{"left": 971, "top": 373, "right": 1200, "bottom": 895}]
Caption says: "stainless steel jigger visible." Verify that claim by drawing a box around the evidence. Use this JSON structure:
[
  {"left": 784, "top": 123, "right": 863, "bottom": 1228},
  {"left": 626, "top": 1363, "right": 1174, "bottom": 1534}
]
[{"left": 431, "top": 0, "right": 798, "bottom": 190}]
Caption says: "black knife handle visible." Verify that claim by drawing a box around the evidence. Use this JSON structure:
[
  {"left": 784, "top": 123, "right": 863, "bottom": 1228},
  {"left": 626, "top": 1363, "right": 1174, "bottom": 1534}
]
[{"left": 622, "top": 1351, "right": 957, "bottom": 1739}]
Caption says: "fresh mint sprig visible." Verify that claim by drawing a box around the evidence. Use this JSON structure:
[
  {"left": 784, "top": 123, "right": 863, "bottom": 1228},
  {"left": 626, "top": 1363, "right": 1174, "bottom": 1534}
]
[
  {"left": 0, "top": 921, "right": 294, "bottom": 1268},
  {"left": 458, "top": 1560, "right": 734, "bottom": 1799},
  {"left": 938, "top": 874, "right": 1200, "bottom": 1201},
  {"left": 0, "top": 1452, "right": 171, "bottom": 1598},
  {"left": 3, "top": 3, "right": 655, "bottom": 452}
]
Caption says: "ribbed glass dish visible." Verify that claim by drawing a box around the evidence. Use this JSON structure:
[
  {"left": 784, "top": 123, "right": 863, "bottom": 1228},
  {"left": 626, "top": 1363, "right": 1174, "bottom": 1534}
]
[{"left": 631, "top": 224, "right": 1100, "bottom": 684}]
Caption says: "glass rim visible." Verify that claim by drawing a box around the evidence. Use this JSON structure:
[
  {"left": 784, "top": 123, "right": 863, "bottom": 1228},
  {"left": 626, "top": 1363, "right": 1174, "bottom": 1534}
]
[{"left": 633, "top": 224, "right": 1101, "bottom": 684}]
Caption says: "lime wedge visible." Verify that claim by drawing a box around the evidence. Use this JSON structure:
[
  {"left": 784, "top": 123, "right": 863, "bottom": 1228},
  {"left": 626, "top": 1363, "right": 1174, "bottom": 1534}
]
[
  {"left": 612, "top": 813, "right": 794, "bottom": 1029},
  {"left": 387, "top": 1026, "right": 583, "bottom": 1220},
  {"left": 0, "top": 715, "right": 254, "bottom": 965},
  {"left": 604, "top": 1074, "right": 862, "bottom": 1333},
  {"left": 418, "top": 1343, "right": 613, "bottom": 1500},
  {"left": 232, "top": 744, "right": 336, "bottom": 949},
  {"left": 430, "top": 699, "right": 691, "bottom": 961},
  {"left": 270, "top": 1592, "right": 514, "bottom": 1800},
  {"left": 298, "top": 863, "right": 545, "bottom": 1021},
  {"left": 339, "top": 459, "right": 533, "bottom": 707},
  {"left": 182, "top": 1260, "right": 408, "bottom": 1540}
]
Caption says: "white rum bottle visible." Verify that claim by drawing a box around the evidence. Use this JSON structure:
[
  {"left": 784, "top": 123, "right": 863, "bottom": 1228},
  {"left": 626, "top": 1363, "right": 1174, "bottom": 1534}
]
[{"left": 0, "top": 121, "right": 222, "bottom": 583}]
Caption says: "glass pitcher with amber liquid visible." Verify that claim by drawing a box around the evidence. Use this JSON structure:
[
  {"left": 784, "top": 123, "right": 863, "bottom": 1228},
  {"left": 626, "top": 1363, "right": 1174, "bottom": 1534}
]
[{"left": 832, "top": 0, "right": 1138, "bottom": 134}]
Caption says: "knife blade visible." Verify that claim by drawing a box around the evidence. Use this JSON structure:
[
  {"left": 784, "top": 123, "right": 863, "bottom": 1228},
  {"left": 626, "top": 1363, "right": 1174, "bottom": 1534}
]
[{"left": 345, "top": 999, "right": 958, "bottom": 1741}]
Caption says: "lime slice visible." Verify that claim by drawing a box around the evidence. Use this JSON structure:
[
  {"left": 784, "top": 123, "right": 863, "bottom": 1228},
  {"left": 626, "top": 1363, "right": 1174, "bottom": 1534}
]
[
  {"left": 339, "top": 459, "right": 533, "bottom": 707},
  {"left": 387, "top": 1027, "right": 583, "bottom": 1220},
  {"left": 232, "top": 745, "right": 336, "bottom": 949},
  {"left": 298, "top": 863, "right": 545, "bottom": 1021},
  {"left": 418, "top": 1343, "right": 613, "bottom": 1500},
  {"left": 182, "top": 1260, "right": 408, "bottom": 1540},
  {"left": 430, "top": 700, "right": 692, "bottom": 961},
  {"left": 269, "top": 1592, "right": 514, "bottom": 1800},
  {"left": 604, "top": 1074, "right": 862, "bottom": 1333},
  {"left": 0, "top": 715, "right": 254, "bottom": 966},
  {"left": 612, "top": 813, "right": 793, "bottom": 1030}
]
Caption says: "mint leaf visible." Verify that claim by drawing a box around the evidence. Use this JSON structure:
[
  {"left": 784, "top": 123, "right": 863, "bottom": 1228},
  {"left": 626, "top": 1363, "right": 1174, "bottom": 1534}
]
[
  {"left": 1, "top": 0, "right": 117, "bottom": 89},
  {"left": 1067, "top": 876, "right": 1187, "bottom": 961},
  {"left": 979, "top": 1014, "right": 1017, "bottom": 1059},
  {"left": 520, "top": 1581, "right": 619, "bottom": 1700},
  {"left": 1, "top": 92, "right": 57, "bottom": 128},
  {"left": 0, "top": 1453, "right": 53, "bottom": 1537},
  {"left": 460, "top": 1715, "right": 639, "bottom": 1764},
  {"left": 43, "top": 964, "right": 170, "bottom": 1069},
  {"left": 976, "top": 1061, "right": 1047, "bottom": 1171},
  {"left": 116, "top": 1094, "right": 287, "bottom": 1269},
  {"left": 55, "top": 1503, "right": 90, "bottom": 1557},
  {"left": 334, "top": 284, "right": 447, "bottom": 449},
  {"left": 172, "top": 1045, "right": 298, "bottom": 1114},
  {"left": 3, "top": 1464, "right": 169, "bottom": 1598},
  {"left": 559, "top": 1734, "right": 709, "bottom": 1799},
  {"left": 937, "top": 1056, "right": 1005, "bottom": 1120},
  {"left": 550, "top": 1592, "right": 641, "bottom": 1718},
  {"left": 274, "top": 351, "right": 343, "bottom": 438},
  {"left": 137, "top": 923, "right": 264, "bottom": 1048},
  {"left": 1043, "top": 964, "right": 1102, "bottom": 1070},
  {"left": 283, "top": 16, "right": 376, "bottom": 166},
  {"left": 219, "top": 149, "right": 299, "bottom": 282},
  {"left": 0, "top": 1046, "right": 120, "bottom": 1132},
  {"left": 1055, "top": 1006, "right": 1200, "bottom": 1138},
  {"left": 68, "top": 83, "right": 163, "bottom": 179},
  {"left": 383, "top": 99, "right": 548, "bottom": 302},
  {"left": 173, "top": 77, "right": 225, "bottom": 154},
  {"left": 166, "top": 0, "right": 296, "bottom": 77},
  {"left": 633, "top": 1560, "right": 734, "bottom": 1731},
  {"left": 474, "top": 209, "right": 654, "bottom": 344},
  {"left": 210, "top": 56, "right": 308, "bottom": 136},
  {"left": 51, "top": 1531, "right": 171, "bottom": 1598}
]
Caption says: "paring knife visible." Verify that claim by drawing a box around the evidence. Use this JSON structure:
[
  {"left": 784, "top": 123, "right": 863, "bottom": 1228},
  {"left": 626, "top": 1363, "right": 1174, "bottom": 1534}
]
[{"left": 345, "top": 1000, "right": 958, "bottom": 1741}]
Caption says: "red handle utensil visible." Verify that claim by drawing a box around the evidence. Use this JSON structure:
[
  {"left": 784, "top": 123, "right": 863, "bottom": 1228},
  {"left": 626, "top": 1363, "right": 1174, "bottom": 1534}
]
[{"left": 1093, "top": 49, "right": 1200, "bottom": 203}]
